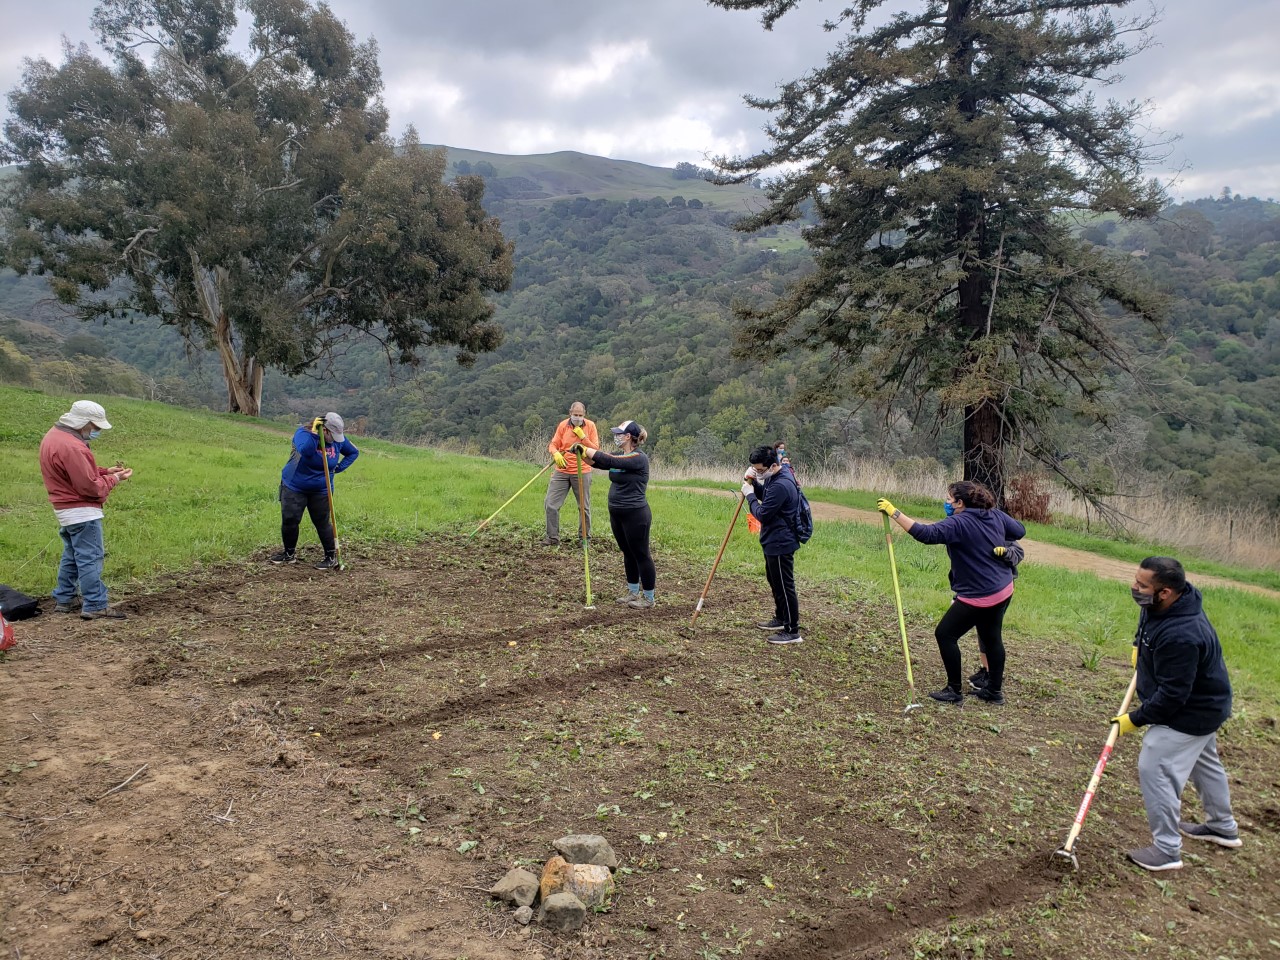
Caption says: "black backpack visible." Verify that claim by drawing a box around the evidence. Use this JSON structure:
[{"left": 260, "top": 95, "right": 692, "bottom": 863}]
[
  {"left": 786, "top": 472, "right": 814, "bottom": 545},
  {"left": 0, "top": 585, "right": 41, "bottom": 621}
]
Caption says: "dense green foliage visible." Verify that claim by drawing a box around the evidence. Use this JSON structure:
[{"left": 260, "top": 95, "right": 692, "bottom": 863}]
[
  {"left": 0, "top": 0, "right": 512, "bottom": 416},
  {"left": 1, "top": 154, "right": 1277, "bottom": 510}
]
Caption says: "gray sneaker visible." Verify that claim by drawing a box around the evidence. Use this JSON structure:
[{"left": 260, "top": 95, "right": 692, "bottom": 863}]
[
  {"left": 1179, "top": 821, "right": 1242, "bottom": 848},
  {"left": 81, "top": 606, "right": 127, "bottom": 621},
  {"left": 767, "top": 631, "right": 803, "bottom": 645},
  {"left": 616, "top": 591, "right": 641, "bottom": 605},
  {"left": 1127, "top": 845, "right": 1183, "bottom": 871},
  {"left": 627, "top": 595, "right": 655, "bottom": 609}
]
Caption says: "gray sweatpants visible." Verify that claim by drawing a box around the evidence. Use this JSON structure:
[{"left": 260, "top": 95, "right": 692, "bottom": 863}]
[
  {"left": 544, "top": 472, "right": 591, "bottom": 540},
  {"left": 1137, "top": 725, "right": 1238, "bottom": 856}
]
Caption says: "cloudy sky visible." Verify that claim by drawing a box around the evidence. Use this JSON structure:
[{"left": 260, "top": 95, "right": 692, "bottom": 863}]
[{"left": 3, "top": 1, "right": 1277, "bottom": 201}]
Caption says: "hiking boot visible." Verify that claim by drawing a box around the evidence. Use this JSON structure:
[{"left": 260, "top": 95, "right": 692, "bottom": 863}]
[
  {"left": 616, "top": 591, "right": 641, "bottom": 605},
  {"left": 627, "top": 595, "right": 655, "bottom": 610},
  {"left": 80, "top": 606, "right": 127, "bottom": 621},
  {"left": 1179, "top": 821, "right": 1243, "bottom": 848},
  {"left": 54, "top": 601, "right": 80, "bottom": 614},
  {"left": 968, "top": 667, "right": 989, "bottom": 691},
  {"left": 928, "top": 687, "right": 964, "bottom": 704},
  {"left": 314, "top": 556, "right": 340, "bottom": 571},
  {"left": 539, "top": 537, "right": 560, "bottom": 547},
  {"left": 974, "top": 687, "right": 1005, "bottom": 705},
  {"left": 756, "top": 618, "right": 786, "bottom": 631},
  {"left": 268, "top": 550, "right": 296, "bottom": 565},
  {"left": 1127, "top": 845, "right": 1183, "bottom": 871},
  {"left": 767, "top": 631, "right": 803, "bottom": 645}
]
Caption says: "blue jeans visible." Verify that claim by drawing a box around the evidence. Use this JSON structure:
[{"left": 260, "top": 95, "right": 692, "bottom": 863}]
[{"left": 53, "top": 520, "right": 108, "bottom": 611}]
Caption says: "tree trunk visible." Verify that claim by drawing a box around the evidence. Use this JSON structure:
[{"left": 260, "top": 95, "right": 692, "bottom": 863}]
[
  {"left": 963, "top": 399, "right": 1006, "bottom": 506},
  {"left": 191, "top": 250, "right": 264, "bottom": 417}
]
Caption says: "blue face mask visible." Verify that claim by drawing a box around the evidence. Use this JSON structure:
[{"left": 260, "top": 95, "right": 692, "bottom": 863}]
[
  {"left": 89, "top": 430, "right": 101, "bottom": 440},
  {"left": 943, "top": 501, "right": 955, "bottom": 517}
]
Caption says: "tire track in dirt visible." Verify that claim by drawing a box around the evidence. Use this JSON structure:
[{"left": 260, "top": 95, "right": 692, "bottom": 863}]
[
  {"left": 756, "top": 851, "right": 1064, "bottom": 960},
  {"left": 337, "top": 651, "right": 682, "bottom": 738},
  {"left": 226, "top": 603, "right": 693, "bottom": 688},
  {"left": 675, "top": 487, "right": 1280, "bottom": 600}
]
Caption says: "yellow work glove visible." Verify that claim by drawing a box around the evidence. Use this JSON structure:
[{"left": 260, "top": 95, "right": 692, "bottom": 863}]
[
  {"left": 1110, "top": 713, "right": 1138, "bottom": 737},
  {"left": 994, "top": 546, "right": 1007, "bottom": 558},
  {"left": 553, "top": 451, "right": 568, "bottom": 469},
  {"left": 876, "top": 498, "right": 897, "bottom": 516},
  {"left": 1131, "top": 646, "right": 1138, "bottom": 668},
  {"left": 569, "top": 443, "right": 586, "bottom": 456},
  {"left": 572, "top": 425, "right": 586, "bottom": 439},
  {"left": 310, "top": 417, "right": 325, "bottom": 434}
]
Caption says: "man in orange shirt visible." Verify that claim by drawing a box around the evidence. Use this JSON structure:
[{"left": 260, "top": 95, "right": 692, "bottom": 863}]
[{"left": 543, "top": 401, "right": 600, "bottom": 545}]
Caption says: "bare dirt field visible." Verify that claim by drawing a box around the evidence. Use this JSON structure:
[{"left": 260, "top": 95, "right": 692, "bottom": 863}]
[{"left": 3, "top": 535, "right": 1278, "bottom": 959}]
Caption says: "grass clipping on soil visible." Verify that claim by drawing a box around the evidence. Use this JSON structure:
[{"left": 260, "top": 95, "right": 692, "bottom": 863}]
[{"left": 2, "top": 535, "right": 1278, "bottom": 960}]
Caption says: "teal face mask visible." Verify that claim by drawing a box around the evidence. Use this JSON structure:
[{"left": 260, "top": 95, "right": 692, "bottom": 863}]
[
  {"left": 943, "top": 501, "right": 955, "bottom": 517},
  {"left": 89, "top": 430, "right": 102, "bottom": 440}
]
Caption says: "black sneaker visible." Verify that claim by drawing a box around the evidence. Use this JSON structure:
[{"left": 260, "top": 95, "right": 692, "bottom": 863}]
[
  {"left": 269, "top": 550, "right": 296, "bottom": 565},
  {"left": 314, "top": 556, "right": 340, "bottom": 570},
  {"left": 974, "top": 687, "right": 1005, "bottom": 705},
  {"left": 767, "top": 631, "right": 803, "bottom": 645},
  {"left": 756, "top": 618, "right": 786, "bottom": 631},
  {"left": 968, "top": 667, "right": 989, "bottom": 691},
  {"left": 928, "top": 687, "right": 964, "bottom": 704},
  {"left": 1178, "top": 821, "right": 1243, "bottom": 848}
]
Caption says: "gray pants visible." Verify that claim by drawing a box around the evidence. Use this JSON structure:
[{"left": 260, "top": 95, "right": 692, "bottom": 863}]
[
  {"left": 1138, "top": 725, "right": 1238, "bottom": 856},
  {"left": 544, "top": 472, "right": 591, "bottom": 540}
]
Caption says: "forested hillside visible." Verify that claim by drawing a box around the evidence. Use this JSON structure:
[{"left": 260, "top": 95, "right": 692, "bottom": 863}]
[{"left": 1, "top": 153, "right": 1277, "bottom": 508}]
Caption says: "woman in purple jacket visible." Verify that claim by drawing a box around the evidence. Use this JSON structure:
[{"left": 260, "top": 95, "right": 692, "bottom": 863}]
[{"left": 877, "top": 481, "right": 1025, "bottom": 706}]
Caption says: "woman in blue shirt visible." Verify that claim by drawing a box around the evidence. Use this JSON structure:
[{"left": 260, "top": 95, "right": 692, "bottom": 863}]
[{"left": 271, "top": 413, "right": 359, "bottom": 569}]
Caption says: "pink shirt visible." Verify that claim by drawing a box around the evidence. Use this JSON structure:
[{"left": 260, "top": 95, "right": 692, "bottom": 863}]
[{"left": 957, "top": 580, "right": 1015, "bottom": 608}]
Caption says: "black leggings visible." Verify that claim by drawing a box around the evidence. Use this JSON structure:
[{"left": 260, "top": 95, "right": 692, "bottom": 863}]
[
  {"left": 280, "top": 484, "right": 335, "bottom": 556},
  {"left": 935, "top": 597, "right": 1011, "bottom": 692},
  {"left": 608, "top": 505, "right": 656, "bottom": 591}
]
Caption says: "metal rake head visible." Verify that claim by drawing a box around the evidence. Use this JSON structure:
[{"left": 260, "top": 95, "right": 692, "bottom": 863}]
[{"left": 1051, "top": 847, "right": 1079, "bottom": 871}]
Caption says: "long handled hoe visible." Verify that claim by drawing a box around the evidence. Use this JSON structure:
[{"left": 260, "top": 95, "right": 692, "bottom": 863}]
[
  {"left": 1053, "top": 671, "right": 1139, "bottom": 870},
  {"left": 691, "top": 494, "right": 745, "bottom": 626},
  {"left": 576, "top": 455, "right": 595, "bottom": 609},
  {"left": 469, "top": 462, "right": 553, "bottom": 538},
  {"left": 320, "top": 435, "right": 345, "bottom": 571},
  {"left": 882, "top": 515, "right": 921, "bottom": 713}
]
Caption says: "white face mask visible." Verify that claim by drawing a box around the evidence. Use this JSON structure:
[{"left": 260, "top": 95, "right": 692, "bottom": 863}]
[
  {"left": 570, "top": 415, "right": 584, "bottom": 426},
  {"left": 612, "top": 435, "right": 625, "bottom": 448}
]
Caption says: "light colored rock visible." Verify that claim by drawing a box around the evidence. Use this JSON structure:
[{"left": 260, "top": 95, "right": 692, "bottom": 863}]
[
  {"left": 490, "top": 868, "right": 539, "bottom": 908},
  {"left": 540, "top": 855, "right": 614, "bottom": 909},
  {"left": 514, "top": 905, "right": 533, "bottom": 926},
  {"left": 540, "top": 855, "right": 572, "bottom": 903},
  {"left": 539, "top": 892, "right": 587, "bottom": 933},
  {"left": 554, "top": 834, "right": 619, "bottom": 869}
]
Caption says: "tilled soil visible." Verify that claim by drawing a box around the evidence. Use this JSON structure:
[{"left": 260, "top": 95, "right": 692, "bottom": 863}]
[{"left": 2, "top": 535, "right": 1278, "bottom": 959}]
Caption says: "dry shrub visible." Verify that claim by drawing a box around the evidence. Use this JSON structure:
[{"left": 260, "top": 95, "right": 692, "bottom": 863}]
[{"left": 1004, "top": 474, "right": 1052, "bottom": 524}]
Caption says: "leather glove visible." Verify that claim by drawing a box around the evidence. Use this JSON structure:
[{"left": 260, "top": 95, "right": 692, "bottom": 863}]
[
  {"left": 1131, "top": 646, "right": 1138, "bottom": 668},
  {"left": 1110, "top": 713, "right": 1138, "bottom": 737},
  {"left": 876, "top": 498, "right": 897, "bottom": 516},
  {"left": 572, "top": 425, "right": 586, "bottom": 439},
  {"left": 994, "top": 546, "right": 1007, "bottom": 558},
  {"left": 553, "top": 451, "right": 567, "bottom": 469},
  {"left": 740, "top": 481, "right": 754, "bottom": 498},
  {"left": 569, "top": 443, "right": 586, "bottom": 456}
]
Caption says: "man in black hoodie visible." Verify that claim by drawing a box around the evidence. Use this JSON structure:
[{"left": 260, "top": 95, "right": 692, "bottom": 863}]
[
  {"left": 1112, "top": 557, "right": 1241, "bottom": 872},
  {"left": 742, "top": 445, "right": 802, "bottom": 646}
]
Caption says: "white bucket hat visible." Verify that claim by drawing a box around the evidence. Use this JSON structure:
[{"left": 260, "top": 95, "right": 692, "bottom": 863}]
[{"left": 57, "top": 400, "right": 111, "bottom": 431}]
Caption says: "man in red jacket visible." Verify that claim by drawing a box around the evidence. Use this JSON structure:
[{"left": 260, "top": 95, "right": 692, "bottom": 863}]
[{"left": 38, "top": 400, "right": 133, "bottom": 620}]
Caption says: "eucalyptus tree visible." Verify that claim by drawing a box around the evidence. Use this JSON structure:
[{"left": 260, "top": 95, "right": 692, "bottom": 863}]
[
  {"left": 2, "top": 0, "right": 512, "bottom": 416},
  {"left": 711, "top": 0, "right": 1168, "bottom": 502}
]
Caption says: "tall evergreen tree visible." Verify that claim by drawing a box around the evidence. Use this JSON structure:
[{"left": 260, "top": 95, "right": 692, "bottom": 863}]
[
  {"left": 2, "top": 0, "right": 512, "bottom": 416},
  {"left": 710, "top": 0, "right": 1167, "bottom": 503}
]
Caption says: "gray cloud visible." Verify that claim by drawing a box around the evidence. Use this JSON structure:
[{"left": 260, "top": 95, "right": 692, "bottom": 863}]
[{"left": 3, "top": 0, "right": 1277, "bottom": 199}]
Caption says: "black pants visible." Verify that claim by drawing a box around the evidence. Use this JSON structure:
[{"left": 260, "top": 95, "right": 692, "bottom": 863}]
[
  {"left": 608, "top": 505, "right": 656, "bottom": 590},
  {"left": 280, "top": 484, "right": 335, "bottom": 556},
  {"left": 935, "top": 597, "right": 1011, "bottom": 692},
  {"left": 764, "top": 551, "right": 799, "bottom": 632}
]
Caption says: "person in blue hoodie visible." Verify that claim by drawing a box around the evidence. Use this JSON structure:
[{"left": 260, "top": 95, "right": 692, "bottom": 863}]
[
  {"left": 878, "top": 481, "right": 1025, "bottom": 705},
  {"left": 1110, "top": 556, "right": 1240, "bottom": 873},
  {"left": 270, "top": 413, "right": 359, "bottom": 569},
  {"left": 744, "top": 444, "right": 802, "bottom": 646}
]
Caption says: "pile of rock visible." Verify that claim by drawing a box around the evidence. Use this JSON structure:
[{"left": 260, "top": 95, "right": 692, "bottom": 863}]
[{"left": 489, "top": 833, "right": 618, "bottom": 933}]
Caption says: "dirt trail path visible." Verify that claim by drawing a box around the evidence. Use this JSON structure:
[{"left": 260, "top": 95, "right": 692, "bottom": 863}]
[{"left": 674, "top": 487, "right": 1280, "bottom": 600}]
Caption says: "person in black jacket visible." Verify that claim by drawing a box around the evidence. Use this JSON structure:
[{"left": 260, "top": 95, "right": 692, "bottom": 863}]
[
  {"left": 743, "top": 445, "right": 802, "bottom": 645},
  {"left": 1111, "top": 556, "right": 1241, "bottom": 872},
  {"left": 575, "top": 421, "right": 656, "bottom": 609}
]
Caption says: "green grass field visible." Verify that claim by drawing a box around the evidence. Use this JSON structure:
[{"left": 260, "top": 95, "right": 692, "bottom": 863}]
[{"left": 4, "top": 385, "right": 1277, "bottom": 702}]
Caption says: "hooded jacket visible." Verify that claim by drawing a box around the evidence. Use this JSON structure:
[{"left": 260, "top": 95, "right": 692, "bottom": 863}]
[
  {"left": 747, "top": 469, "right": 800, "bottom": 557},
  {"left": 281, "top": 426, "right": 360, "bottom": 494},
  {"left": 906, "top": 508, "right": 1025, "bottom": 599},
  {"left": 1131, "top": 584, "right": 1233, "bottom": 735}
]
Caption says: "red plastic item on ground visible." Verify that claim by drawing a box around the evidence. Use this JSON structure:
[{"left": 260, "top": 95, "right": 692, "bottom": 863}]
[{"left": 0, "top": 611, "right": 15, "bottom": 652}]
